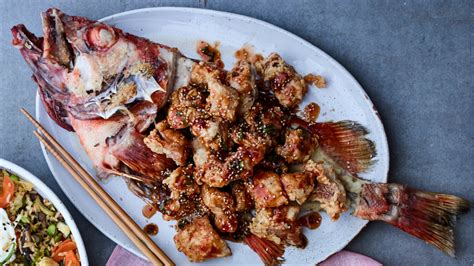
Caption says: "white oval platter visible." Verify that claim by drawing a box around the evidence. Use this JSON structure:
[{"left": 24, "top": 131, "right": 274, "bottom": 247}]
[{"left": 36, "top": 7, "right": 389, "bottom": 265}]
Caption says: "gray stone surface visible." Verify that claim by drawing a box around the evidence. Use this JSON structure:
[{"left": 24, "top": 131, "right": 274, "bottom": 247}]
[{"left": 0, "top": 0, "right": 472, "bottom": 265}]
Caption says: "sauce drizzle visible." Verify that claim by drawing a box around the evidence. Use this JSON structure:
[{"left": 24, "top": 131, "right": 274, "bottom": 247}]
[
  {"left": 234, "top": 44, "right": 264, "bottom": 64},
  {"left": 196, "top": 40, "right": 224, "bottom": 68},
  {"left": 304, "top": 74, "right": 326, "bottom": 88},
  {"left": 144, "top": 223, "right": 159, "bottom": 236},
  {"left": 142, "top": 204, "right": 157, "bottom": 219},
  {"left": 298, "top": 212, "right": 322, "bottom": 230},
  {"left": 304, "top": 102, "right": 321, "bottom": 123}
]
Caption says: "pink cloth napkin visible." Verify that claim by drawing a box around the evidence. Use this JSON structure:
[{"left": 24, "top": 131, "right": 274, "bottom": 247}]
[
  {"left": 106, "top": 245, "right": 382, "bottom": 266},
  {"left": 106, "top": 246, "right": 151, "bottom": 266},
  {"left": 319, "top": 251, "right": 382, "bottom": 266}
]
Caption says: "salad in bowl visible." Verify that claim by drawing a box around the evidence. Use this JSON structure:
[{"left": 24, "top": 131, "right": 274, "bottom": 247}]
[{"left": 0, "top": 159, "right": 87, "bottom": 265}]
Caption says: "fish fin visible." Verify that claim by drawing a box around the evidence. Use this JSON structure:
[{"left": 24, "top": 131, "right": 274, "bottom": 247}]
[
  {"left": 353, "top": 183, "right": 470, "bottom": 256},
  {"left": 112, "top": 129, "right": 175, "bottom": 181},
  {"left": 35, "top": 76, "right": 74, "bottom": 131},
  {"left": 244, "top": 234, "right": 285, "bottom": 266},
  {"left": 126, "top": 179, "right": 159, "bottom": 205},
  {"left": 312, "top": 121, "right": 376, "bottom": 174}
]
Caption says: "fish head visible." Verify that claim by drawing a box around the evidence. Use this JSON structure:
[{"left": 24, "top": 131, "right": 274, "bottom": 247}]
[{"left": 12, "top": 8, "right": 178, "bottom": 127}]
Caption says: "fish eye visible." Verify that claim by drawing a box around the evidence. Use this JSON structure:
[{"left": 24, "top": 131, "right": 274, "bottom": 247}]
[{"left": 84, "top": 24, "right": 117, "bottom": 52}]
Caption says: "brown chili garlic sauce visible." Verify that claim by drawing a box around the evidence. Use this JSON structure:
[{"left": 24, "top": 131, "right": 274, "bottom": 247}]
[
  {"left": 139, "top": 42, "right": 326, "bottom": 241},
  {"left": 142, "top": 204, "right": 157, "bottom": 219},
  {"left": 298, "top": 212, "right": 322, "bottom": 230},
  {"left": 144, "top": 223, "right": 159, "bottom": 236},
  {"left": 142, "top": 204, "right": 159, "bottom": 235},
  {"left": 304, "top": 74, "right": 326, "bottom": 89},
  {"left": 304, "top": 102, "right": 321, "bottom": 123},
  {"left": 234, "top": 44, "right": 264, "bottom": 64},
  {"left": 196, "top": 40, "right": 224, "bottom": 68}
]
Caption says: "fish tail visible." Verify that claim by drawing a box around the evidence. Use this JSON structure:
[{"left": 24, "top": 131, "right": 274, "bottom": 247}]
[
  {"left": 353, "top": 183, "right": 470, "bottom": 256},
  {"left": 244, "top": 234, "right": 285, "bottom": 265}
]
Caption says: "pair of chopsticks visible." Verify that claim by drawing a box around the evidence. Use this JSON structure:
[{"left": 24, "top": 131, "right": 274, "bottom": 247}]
[{"left": 21, "top": 108, "right": 174, "bottom": 266}]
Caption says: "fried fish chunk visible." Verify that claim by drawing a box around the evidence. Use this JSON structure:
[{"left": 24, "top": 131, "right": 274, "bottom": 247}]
[{"left": 174, "top": 216, "right": 231, "bottom": 262}]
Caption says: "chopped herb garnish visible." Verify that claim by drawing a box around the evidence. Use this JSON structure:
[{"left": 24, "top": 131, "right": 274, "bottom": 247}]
[
  {"left": 177, "top": 219, "right": 190, "bottom": 229},
  {"left": 229, "top": 159, "right": 244, "bottom": 173},
  {"left": 236, "top": 131, "right": 244, "bottom": 141},
  {"left": 261, "top": 124, "right": 276, "bottom": 134}
]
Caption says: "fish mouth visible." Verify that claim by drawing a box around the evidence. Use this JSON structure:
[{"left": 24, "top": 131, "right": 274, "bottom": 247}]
[
  {"left": 11, "top": 8, "right": 76, "bottom": 89},
  {"left": 11, "top": 24, "right": 43, "bottom": 53},
  {"left": 11, "top": 8, "right": 76, "bottom": 131}
]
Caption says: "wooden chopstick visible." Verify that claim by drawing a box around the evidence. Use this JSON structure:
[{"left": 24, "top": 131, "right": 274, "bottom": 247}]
[
  {"left": 22, "top": 109, "right": 174, "bottom": 266},
  {"left": 33, "top": 131, "right": 164, "bottom": 265}
]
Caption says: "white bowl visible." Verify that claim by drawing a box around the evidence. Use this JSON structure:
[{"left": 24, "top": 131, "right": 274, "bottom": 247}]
[{"left": 0, "top": 159, "right": 89, "bottom": 265}]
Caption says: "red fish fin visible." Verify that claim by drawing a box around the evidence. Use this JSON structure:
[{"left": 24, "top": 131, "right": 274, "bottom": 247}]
[
  {"left": 244, "top": 234, "right": 285, "bottom": 265},
  {"left": 312, "top": 121, "right": 376, "bottom": 174},
  {"left": 112, "top": 129, "right": 175, "bottom": 181},
  {"left": 353, "top": 183, "right": 470, "bottom": 256},
  {"left": 36, "top": 76, "right": 74, "bottom": 131},
  {"left": 126, "top": 179, "right": 159, "bottom": 205}
]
